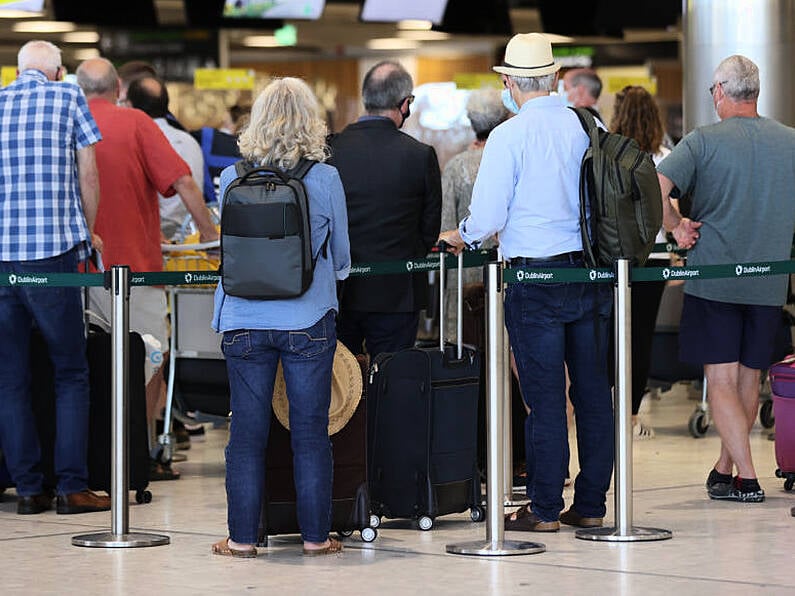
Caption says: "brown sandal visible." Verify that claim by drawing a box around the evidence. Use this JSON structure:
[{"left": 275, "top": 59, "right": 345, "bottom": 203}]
[
  {"left": 212, "top": 538, "right": 257, "bottom": 558},
  {"left": 302, "top": 537, "right": 344, "bottom": 556}
]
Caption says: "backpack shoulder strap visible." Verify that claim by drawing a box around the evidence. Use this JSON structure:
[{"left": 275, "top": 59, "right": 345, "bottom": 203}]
[
  {"left": 289, "top": 159, "right": 316, "bottom": 180},
  {"left": 569, "top": 106, "right": 597, "bottom": 135}
]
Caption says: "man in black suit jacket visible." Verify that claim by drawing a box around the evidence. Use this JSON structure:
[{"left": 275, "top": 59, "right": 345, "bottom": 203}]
[{"left": 328, "top": 61, "right": 442, "bottom": 358}]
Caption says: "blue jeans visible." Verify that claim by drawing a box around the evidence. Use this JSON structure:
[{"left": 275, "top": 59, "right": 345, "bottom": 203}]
[
  {"left": 504, "top": 261, "right": 614, "bottom": 521},
  {"left": 0, "top": 248, "right": 90, "bottom": 496},
  {"left": 222, "top": 310, "right": 336, "bottom": 544}
]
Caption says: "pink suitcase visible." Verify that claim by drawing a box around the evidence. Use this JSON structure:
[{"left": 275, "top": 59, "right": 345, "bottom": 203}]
[{"left": 769, "top": 355, "right": 795, "bottom": 490}]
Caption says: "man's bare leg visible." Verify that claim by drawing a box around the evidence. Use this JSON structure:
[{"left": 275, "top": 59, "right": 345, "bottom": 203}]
[{"left": 706, "top": 362, "right": 757, "bottom": 479}]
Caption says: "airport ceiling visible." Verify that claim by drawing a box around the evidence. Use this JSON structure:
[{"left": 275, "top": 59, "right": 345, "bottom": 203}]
[{"left": 0, "top": 1, "right": 680, "bottom": 69}]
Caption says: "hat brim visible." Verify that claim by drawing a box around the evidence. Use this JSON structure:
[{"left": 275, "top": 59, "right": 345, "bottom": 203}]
[
  {"left": 273, "top": 341, "right": 363, "bottom": 436},
  {"left": 493, "top": 63, "right": 560, "bottom": 77}
]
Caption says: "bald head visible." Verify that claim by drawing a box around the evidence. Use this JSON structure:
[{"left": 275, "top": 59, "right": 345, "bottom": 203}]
[
  {"left": 18, "top": 40, "right": 62, "bottom": 81},
  {"left": 127, "top": 76, "right": 169, "bottom": 119},
  {"left": 362, "top": 60, "right": 413, "bottom": 113},
  {"left": 76, "top": 58, "right": 119, "bottom": 100}
]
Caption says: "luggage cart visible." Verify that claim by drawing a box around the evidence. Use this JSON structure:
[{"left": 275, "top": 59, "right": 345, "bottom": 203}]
[{"left": 153, "top": 240, "right": 227, "bottom": 465}]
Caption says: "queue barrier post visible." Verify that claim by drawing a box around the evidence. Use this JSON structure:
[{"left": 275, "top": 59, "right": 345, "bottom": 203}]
[
  {"left": 73, "top": 265, "right": 170, "bottom": 548},
  {"left": 576, "top": 258, "right": 672, "bottom": 542},
  {"left": 446, "top": 259, "right": 545, "bottom": 556}
]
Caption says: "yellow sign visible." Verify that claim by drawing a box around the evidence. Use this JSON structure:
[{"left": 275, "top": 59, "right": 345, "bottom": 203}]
[
  {"left": 606, "top": 76, "right": 657, "bottom": 95},
  {"left": 194, "top": 69, "right": 255, "bottom": 91},
  {"left": 1, "top": 66, "right": 17, "bottom": 87},
  {"left": 453, "top": 73, "right": 501, "bottom": 90}
]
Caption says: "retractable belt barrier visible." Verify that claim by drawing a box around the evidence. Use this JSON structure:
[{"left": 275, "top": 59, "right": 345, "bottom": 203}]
[{"left": 12, "top": 246, "right": 793, "bottom": 551}]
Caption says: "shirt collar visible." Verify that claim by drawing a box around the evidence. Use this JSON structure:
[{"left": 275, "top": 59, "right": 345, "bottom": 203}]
[
  {"left": 357, "top": 115, "right": 393, "bottom": 123},
  {"left": 520, "top": 94, "right": 563, "bottom": 112},
  {"left": 18, "top": 69, "right": 49, "bottom": 83}
]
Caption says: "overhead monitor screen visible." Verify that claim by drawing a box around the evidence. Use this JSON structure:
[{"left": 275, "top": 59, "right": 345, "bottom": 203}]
[
  {"left": 0, "top": 0, "right": 44, "bottom": 10},
  {"left": 222, "top": 0, "right": 325, "bottom": 20},
  {"left": 360, "top": 0, "right": 449, "bottom": 25}
]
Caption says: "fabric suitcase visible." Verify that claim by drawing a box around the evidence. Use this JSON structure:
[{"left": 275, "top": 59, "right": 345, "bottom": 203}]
[
  {"left": 30, "top": 328, "right": 152, "bottom": 504},
  {"left": 257, "top": 358, "right": 375, "bottom": 545},
  {"left": 769, "top": 356, "right": 795, "bottom": 489},
  {"left": 367, "top": 251, "right": 483, "bottom": 529}
]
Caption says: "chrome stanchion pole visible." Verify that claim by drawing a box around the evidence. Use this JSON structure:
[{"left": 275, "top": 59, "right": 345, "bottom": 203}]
[
  {"left": 73, "top": 266, "right": 170, "bottom": 548},
  {"left": 576, "top": 258, "right": 671, "bottom": 542},
  {"left": 447, "top": 260, "right": 544, "bottom": 556}
]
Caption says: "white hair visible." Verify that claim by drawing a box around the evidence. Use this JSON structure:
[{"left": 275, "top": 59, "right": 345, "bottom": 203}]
[
  {"left": 466, "top": 88, "right": 509, "bottom": 139},
  {"left": 714, "top": 55, "right": 760, "bottom": 101},
  {"left": 18, "top": 40, "right": 61, "bottom": 75},
  {"left": 510, "top": 73, "right": 556, "bottom": 93}
]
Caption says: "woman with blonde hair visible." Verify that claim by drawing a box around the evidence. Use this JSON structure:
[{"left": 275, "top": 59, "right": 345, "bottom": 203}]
[
  {"left": 610, "top": 85, "right": 671, "bottom": 439},
  {"left": 211, "top": 77, "right": 350, "bottom": 557}
]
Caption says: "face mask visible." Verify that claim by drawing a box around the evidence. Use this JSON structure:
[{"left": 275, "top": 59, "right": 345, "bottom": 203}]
[
  {"left": 501, "top": 88, "right": 520, "bottom": 114},
  {"left": 557, "top": 80, "right": 574, "bottom": 107},
  {"left": 399, "top": 105, "right": 410, "bottom": 127}
]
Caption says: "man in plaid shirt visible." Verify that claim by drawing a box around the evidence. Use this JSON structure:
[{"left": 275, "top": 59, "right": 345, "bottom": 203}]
[{"left": 0, "top": 41, "right": 110, "bottom": 515}]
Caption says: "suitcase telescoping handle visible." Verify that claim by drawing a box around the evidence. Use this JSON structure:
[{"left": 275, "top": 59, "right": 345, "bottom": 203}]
[{"left": 433, "top": 241, "right": 463, "bottom": 359}]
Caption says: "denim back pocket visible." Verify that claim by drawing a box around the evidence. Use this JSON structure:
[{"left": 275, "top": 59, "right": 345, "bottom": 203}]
[
  {"left": 288, "top": 314, "right": 331, "bottom": 358},
  {"left": 222, "top": 330, "right": 252, "bottom": 359}
]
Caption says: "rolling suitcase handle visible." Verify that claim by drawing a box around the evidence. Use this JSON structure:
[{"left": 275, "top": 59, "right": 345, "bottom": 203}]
[{"left": 433, "top": 241, "right": 464, "bottom": 359}]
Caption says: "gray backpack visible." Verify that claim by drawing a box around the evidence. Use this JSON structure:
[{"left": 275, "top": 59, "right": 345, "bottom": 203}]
[
  {"left": 570, "top": 107, "right": 663, "bottom": 268},
  {"left": 220, "top": 159, "right": 327, "bottom": 299}
]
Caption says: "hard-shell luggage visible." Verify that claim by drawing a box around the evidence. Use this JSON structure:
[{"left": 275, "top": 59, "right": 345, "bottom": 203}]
[
  {"left": 257, "top": 356, "right": 376, "bottom": 545},
  {"left": 30, "top": 327, "right": 152, "bottom": 504},
  {"left": 769, "top": 356, "right": 795, "bottom": 490},
  {"left": 367, "top": 250, "right": 484, "bottom": 530}
]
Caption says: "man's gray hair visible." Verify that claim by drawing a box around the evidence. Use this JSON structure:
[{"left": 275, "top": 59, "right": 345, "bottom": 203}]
[
  {"left": 17, "top": 40, "right": 61, "bottom": 74},
  {"left": 714, "top": 55, "right": 760, "bottom": 101},
  {"left": 569, "top": 70, "right": 602, "bottom": 100},
  {"left": 511, "top": 73, "right": 556, "bottom": 94},
  {"left": 76, "top": 58, "right": 119, "bottom": 96},
  {"left": 466, "top": 88, "right": 509, "bottom": 139},
  {"left": 362, "top": 61, "right": 414, "bottom": 112}
]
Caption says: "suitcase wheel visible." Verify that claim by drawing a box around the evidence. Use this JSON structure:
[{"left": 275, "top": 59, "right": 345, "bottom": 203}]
[
  {"left": 785, "top": 476, "right": 795, "bottom": 492},
  {"left": 759, "top": 399, "right": 775, "bottom": 429},
  {"left": 360, "top": 527, "right": 377, "bottom": 543},
  {"left": 337, "top": 529, "right": 354, "bottom": 538},
  {"left": 470, "top": 506, "right": 485, "bottom": 523},
  {"left": 417, "top": 515, "right": 434, "bottom": 531},
  {"left": 369, "top": 514, "right": 381, "bottom": 529},
  {"left": 688, "top": 410, "right": 709, "bottom": 438},
  {"left": 135, "top": 490, "right": 152, "bottom": 504}
]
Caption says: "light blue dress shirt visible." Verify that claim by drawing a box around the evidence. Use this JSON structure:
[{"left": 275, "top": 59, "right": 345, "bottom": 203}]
[
  {"left": 458, "top": 94, "right": 590, "bottom": 259},
  {"left": 212, "top": 161, "right": 351, "bottom": 332}
]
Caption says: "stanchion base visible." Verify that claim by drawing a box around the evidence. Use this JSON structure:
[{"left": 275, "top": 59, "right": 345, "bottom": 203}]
[
  {"left": 446, "top": 539, "right": 545, "bottom": 556},
  {"left": 72, "top": 532, "right": 170, "bottom": 548},
  {"left": 504, "top": 493, "right": 530, "bottom": 507},
  {"left": 575, "top": 526, "right": 672, "bottom": 542}
]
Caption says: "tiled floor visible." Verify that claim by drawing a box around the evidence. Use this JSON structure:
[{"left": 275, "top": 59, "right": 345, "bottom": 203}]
[{"left": 2, "top": 382, "right": 794, "bottom": 595}]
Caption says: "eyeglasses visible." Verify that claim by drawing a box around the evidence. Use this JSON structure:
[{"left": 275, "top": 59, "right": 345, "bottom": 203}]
[{"left": 709, "top": 81, "right": 727, "bottom": 96}]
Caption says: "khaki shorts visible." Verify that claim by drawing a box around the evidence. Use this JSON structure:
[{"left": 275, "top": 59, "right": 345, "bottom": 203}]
[{"left": 87, "top": 285, "right": 169, "bottom": 350}]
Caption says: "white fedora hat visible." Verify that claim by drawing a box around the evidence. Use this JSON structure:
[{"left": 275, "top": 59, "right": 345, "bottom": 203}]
[{"left": 493, "top": 33, "right": 560, "bottom": 78}]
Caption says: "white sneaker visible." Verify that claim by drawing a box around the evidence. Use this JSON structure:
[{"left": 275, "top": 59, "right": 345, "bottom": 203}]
[{"left": 632, "top": 422, "right": 655, "bottom": 440}]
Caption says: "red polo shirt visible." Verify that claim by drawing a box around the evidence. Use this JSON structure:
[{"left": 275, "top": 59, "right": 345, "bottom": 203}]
[{"left": 88, "top": 97, "right": 189, "bottom": 272}]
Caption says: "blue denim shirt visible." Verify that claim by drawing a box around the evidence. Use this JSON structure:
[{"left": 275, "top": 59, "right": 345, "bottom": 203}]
[{"left": 212, "top": 161, "right": 351, "bottom": 332}]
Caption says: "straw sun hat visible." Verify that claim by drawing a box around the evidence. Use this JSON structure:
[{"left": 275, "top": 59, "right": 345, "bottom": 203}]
[
  {"left": 493, "top": 33, "right": 560, "bottom": 78},
  {"left": 272, "top": 341, "right": 363, "bottom": 436}
]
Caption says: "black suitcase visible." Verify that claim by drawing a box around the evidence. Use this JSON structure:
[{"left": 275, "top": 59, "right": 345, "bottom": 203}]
[
  {"left": 367, "top": 251, "right": 483, "bottom": 530},
  {"left": 257, "top": 357, "right": 375, "bottom": 545},
  {"left": 30, "top": 327, "right": 152, "bottom": 504}
]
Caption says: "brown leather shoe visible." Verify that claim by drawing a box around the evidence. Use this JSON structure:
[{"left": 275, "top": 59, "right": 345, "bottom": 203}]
[
  {"left": 504, "top": 506, "right": 560, "bottom": 532},
  {"left": 559, "top": 507, "right": 603, "bottom": 528},
  {"left": 17, "top": 493, "right": 54, "bottom": 515},
  {"left": 56, "top": 489, "right": 111, "bottom": 514}
]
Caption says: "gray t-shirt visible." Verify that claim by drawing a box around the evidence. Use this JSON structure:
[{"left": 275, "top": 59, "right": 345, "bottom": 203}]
[{"left": 657, "top": 116, "right": 795, "bottom": 306}]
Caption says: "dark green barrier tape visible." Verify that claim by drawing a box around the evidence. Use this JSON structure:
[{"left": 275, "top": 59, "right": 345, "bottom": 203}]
[
  {"left": 348, "top": 248, "right": 493, "bottom": 277},
  {"left": 130, "top": 271, "right": 220, "bottom": 286},
  {"left": 0, "top": 272, "right": 104, "bottom": 287},
  {"left": 504, "top": 267, "right": 615, "bottom": 283}
]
